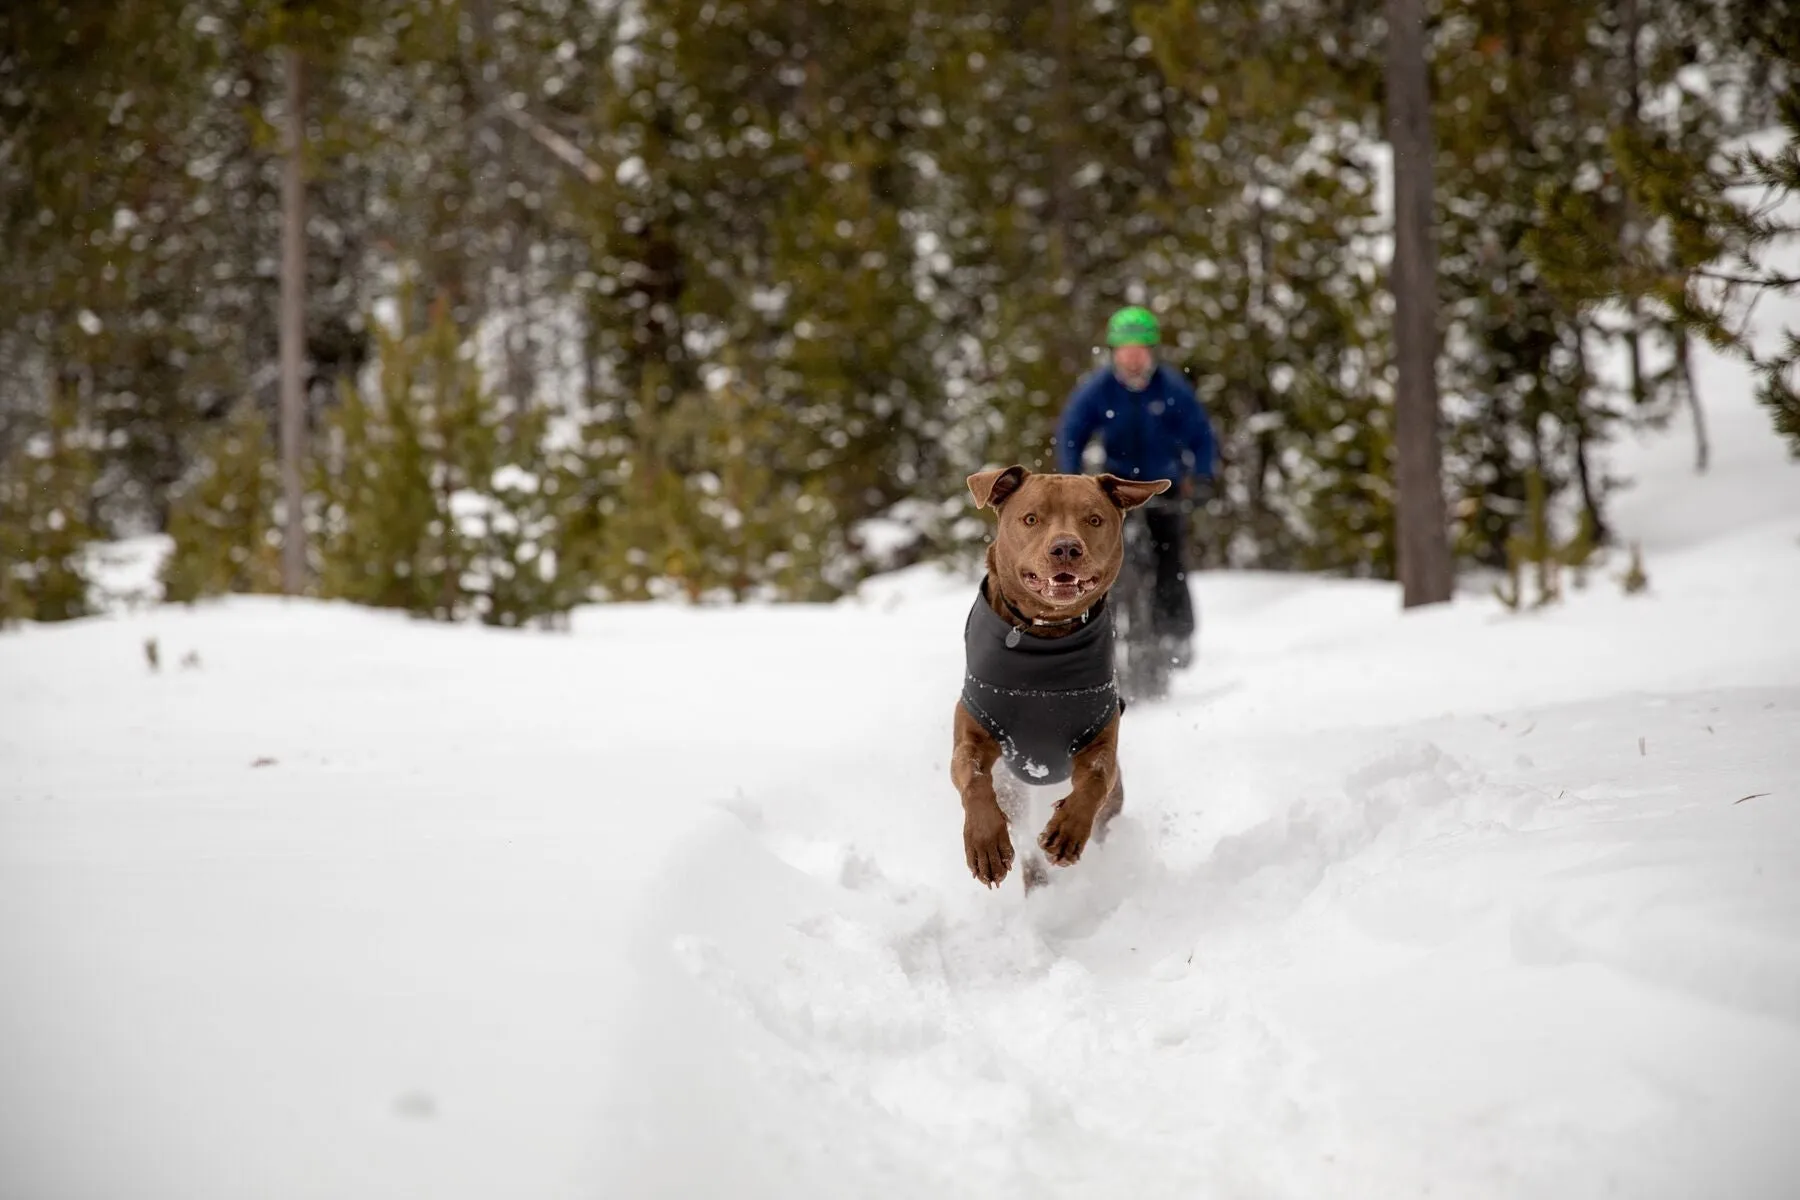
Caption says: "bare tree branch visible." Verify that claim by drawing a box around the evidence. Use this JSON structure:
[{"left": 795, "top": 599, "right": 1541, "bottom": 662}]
[
  {"left": 490, "top": 101, "right": 604, "bottom": 187},
  {"left": 1697, "top": 268, "right": 1800, "bottom": 289},
  {"left": 455, "top": 0, "right": 605, "bottom": 190}
]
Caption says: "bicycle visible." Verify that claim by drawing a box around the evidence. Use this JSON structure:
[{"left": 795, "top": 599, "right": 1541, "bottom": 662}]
[{"left": 1111, "top": 503, "right": 1175, "bottom": 704}]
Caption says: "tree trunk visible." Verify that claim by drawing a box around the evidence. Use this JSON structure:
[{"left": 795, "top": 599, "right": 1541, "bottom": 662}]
[
  {"left": 279, "top": 44, "right": 308, "bottom": 595},
  {"left": 1386, "top": 0, "right": 1454, "bottom": 607},
  {"left": 1571, "top": 327, "right": 1613, "bottom": 545},
  {"left": 466, "top": 0, "right": 524, "bottom": 435},
  {"left": 1676, "top": 332, "right": 1710, "bottom": 472},
  {"left": 1049, "top": 0, "right": 1084, "bottom": 379},
  {"left": 1621, "top": 0, "right": 1647, "bottom": 410},
  {"left": 1247, "top": 199, "right": 1280, "bottom": 559}
]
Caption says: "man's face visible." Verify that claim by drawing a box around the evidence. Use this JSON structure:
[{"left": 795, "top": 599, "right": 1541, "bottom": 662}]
[{"left": 1112, "top": 343, "right": 1154, "bottom": 390}]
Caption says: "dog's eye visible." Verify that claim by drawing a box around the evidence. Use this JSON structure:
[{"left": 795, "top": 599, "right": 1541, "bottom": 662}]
[
  {"left": 1087, "top": 514, "right": 1103, "bottom": 527},
  {"left": 1023, "top": 513, "right": 1038, "bottom": 526}
]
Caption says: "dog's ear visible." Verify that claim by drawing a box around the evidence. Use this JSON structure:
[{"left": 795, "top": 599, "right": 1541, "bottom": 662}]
[
  {"left": 967, "top": 465, "right": 1031, "bottom": 510},
  {"left": 1097, "top": 474, "right": 1171, "bottom": 511}
]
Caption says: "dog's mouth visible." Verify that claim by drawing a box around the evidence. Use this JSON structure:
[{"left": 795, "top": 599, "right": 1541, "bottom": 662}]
[{"left": 1022, "top": 570, "right": 1100, "bottom": 603}]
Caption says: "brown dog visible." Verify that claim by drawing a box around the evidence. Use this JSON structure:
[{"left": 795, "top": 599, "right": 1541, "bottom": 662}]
[{"left": 951, "top": 465, "right": 1170, "bottom": 889}]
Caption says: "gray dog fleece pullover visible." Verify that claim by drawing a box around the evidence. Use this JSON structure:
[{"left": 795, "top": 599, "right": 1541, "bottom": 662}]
[{"left": 960, "top": 577, "right": 1121, "bottom": 786}]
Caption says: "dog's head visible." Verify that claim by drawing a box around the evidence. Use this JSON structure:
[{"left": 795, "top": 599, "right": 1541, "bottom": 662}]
[{"left": 967, "top": 466, "right": 1170, "bottom": 611}]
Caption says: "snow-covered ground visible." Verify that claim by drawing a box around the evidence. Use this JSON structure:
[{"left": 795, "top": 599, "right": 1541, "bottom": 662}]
[{"left": 5, "top": 357, "right": 1800, "bottom": 1194}]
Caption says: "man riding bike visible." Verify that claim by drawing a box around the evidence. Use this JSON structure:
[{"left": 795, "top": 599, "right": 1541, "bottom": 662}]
[{"left": 1055, "top": 305, "right": 1218, "bottom": 672}]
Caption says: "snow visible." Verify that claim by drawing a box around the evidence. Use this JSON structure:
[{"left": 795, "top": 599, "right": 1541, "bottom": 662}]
[
  {"left": 82, "top": 532, "right": 171, "bottom": 613},
  {"left": 6, "top": 317, "right": 1800, "bottom": 1199}
]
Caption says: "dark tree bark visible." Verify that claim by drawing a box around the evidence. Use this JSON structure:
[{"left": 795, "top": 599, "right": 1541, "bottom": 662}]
[
  {"left": 1049, "top": 0, "right": 1086, "bottom": 381},
  {"left": 1676, "top": 332, "right": 1710, "bottom": 473},
  {"left": 1621, "top": 0, "right": 1648, "bottom": 411},
  {"left": 1386, "top": 0, "right": 1454, "bottom": 607},
  {"left": 1571, "top": 328, "right": 1613, "bottom": 546},
  {"left": 279, "top": 44, "right": 308, "bottom": 595}
]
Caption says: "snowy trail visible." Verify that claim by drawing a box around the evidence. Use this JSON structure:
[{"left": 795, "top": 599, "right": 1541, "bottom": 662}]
[
  {"left": 601, "top": 672, "right": 1800, "bottom": 1199},
  {"left": 5, "top": 355, "right": 1800, "bottom": 1196}
]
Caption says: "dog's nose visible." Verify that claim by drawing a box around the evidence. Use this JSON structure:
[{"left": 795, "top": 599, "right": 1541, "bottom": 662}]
[{"left": 1048, "top": 536, "right": 1085, "bottom": 564}]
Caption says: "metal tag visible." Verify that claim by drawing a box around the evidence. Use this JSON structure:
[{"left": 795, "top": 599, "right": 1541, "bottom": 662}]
[{"left": 1005, "top": 627, "right": 1023, "bottom": 649}]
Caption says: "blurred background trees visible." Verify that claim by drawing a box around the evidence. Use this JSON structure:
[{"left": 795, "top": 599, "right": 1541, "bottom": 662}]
[{"left": 2, "top": 0, "right": 1795, "bottom": 624}]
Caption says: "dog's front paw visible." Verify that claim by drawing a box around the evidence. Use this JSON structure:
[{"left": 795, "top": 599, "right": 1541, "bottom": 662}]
[
  {"left": 964, "top": 809, "right": 1014, "bottom": 888},
  {"left": 1038, "top": 804, "right": 1095, "bottom": 867}
]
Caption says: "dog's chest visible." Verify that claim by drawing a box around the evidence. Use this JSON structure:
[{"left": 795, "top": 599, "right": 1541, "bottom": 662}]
[{"left": 960, "top": 582, "right": 1120, "bottom": 786}]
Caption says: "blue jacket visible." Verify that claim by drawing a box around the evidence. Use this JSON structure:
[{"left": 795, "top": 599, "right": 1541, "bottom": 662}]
[{"left": 1054, "top": 363, "right": 1218, "bottom": 484}]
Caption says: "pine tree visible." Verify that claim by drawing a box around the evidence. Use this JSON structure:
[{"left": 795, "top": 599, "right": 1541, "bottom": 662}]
[
  {"left": 1426, "top": 1, "right": 1619, "bottom": 570},
  {"left": 160, "top": 401, "right": 285, "bottom": 603},
  {"left": 1, "top": 0, "right": 227, "bottom": 530},
  {"left": 1523, "top": 0, "right": 1752, "bottom": 475},
  {"left": 1646, "top": 3, "right": 1800, "bottom": 456},
  {"left": 548, "top": 0, "right": 943, "bottom": 600},
  {"left": 7, "top": 0, "right": 1791, "bottom": 613},
  {"left": 315, "top": 290, "right": 458, "bottom": 616},
  {"left": 314, "top": 284, "right": 581, "bottom": 623},
  {"left": 911, "top": 1, "right": 1185, "bottom": 488},
  {"left": 1, "top": 0, "right": 378, "bottom": 540},
  {"left": 1135, "top": 0, "right": 1398, "bottom": 575},
  {"left": 0, "top": 382, "right": 101, "bottom": 624},
  {"left": 1491, "top": 465, "right": 1595, "bottom": 609}
]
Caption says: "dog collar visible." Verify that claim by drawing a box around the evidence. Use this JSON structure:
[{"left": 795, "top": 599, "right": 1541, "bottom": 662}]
[{"left": 991, "top": 579, "right": 1096, "bottom": 648}]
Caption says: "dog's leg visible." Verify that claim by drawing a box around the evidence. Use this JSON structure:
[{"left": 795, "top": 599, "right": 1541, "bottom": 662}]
[
  {"left": 951, "top": 703, "right": 1013, "bottom": 887},
  {"left": 1038, "top": 715, "right": 1122, "bottom": 868},
  {"left": 1092, "top": 772, "right": 1125, "bottom": 845}
]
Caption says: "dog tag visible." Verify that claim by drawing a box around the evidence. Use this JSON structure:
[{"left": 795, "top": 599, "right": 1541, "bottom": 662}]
[{"left": 1005, "top": 627, "right": 1023, "bottom": 649}]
